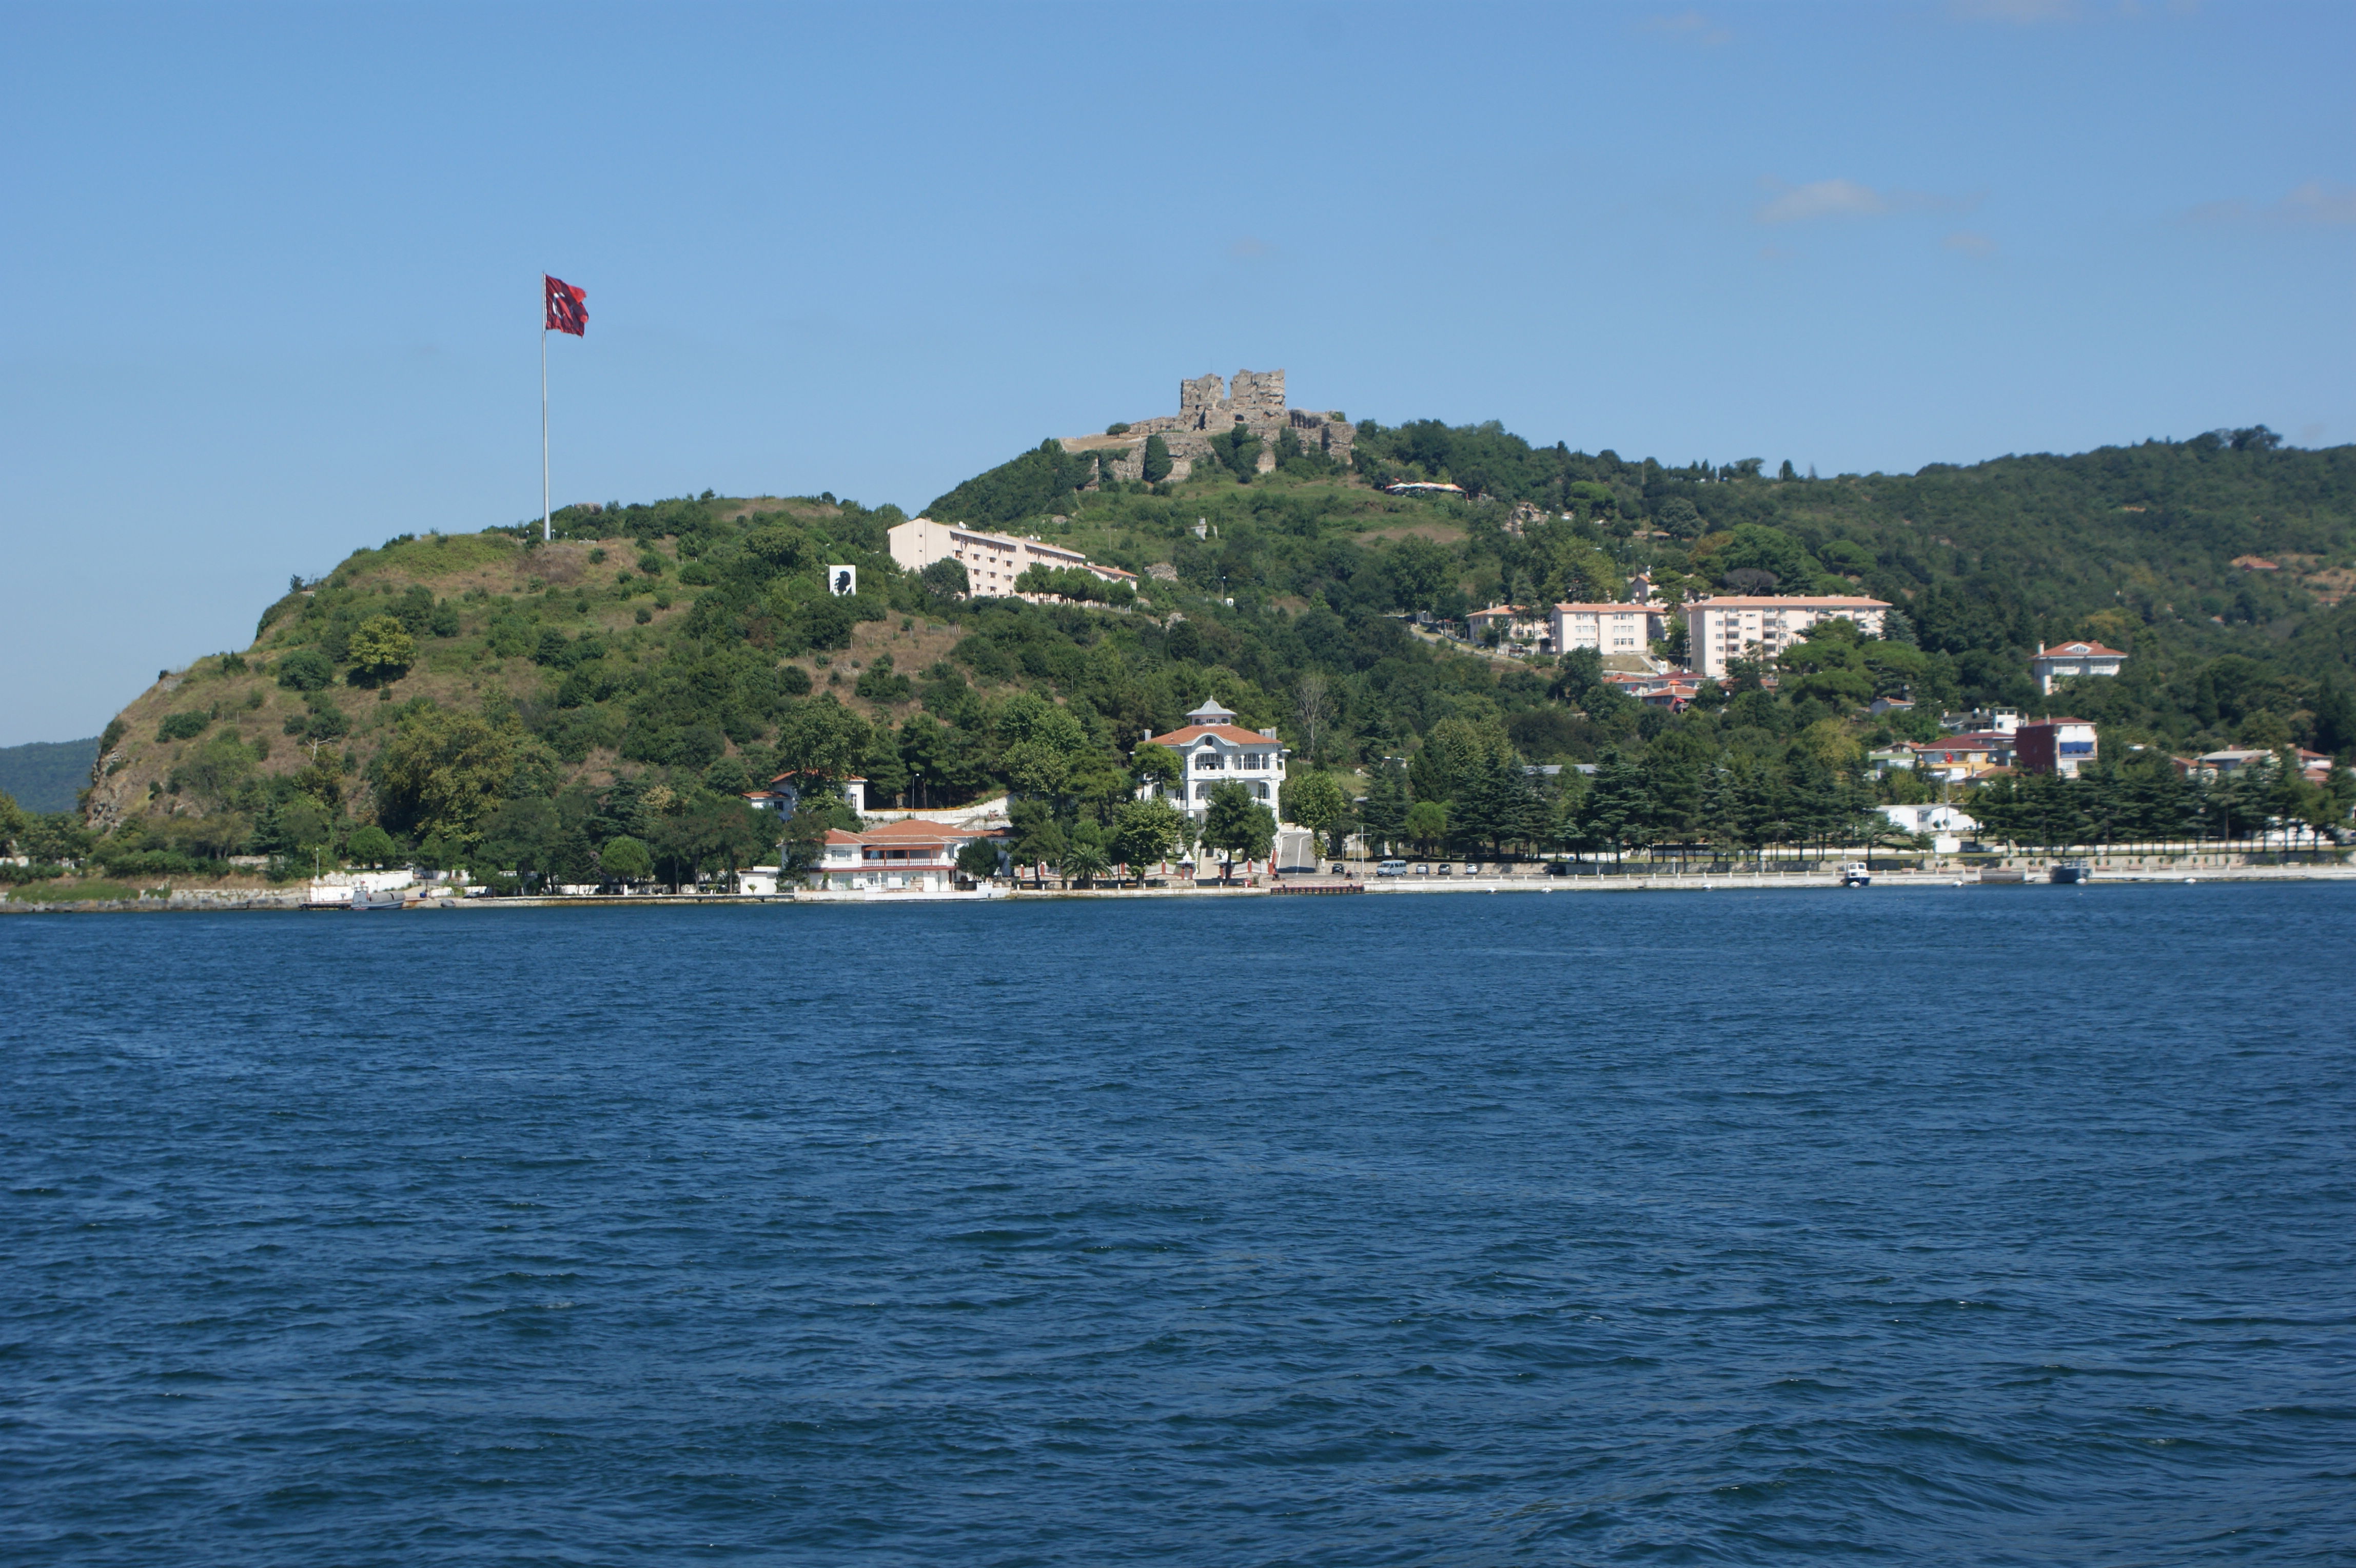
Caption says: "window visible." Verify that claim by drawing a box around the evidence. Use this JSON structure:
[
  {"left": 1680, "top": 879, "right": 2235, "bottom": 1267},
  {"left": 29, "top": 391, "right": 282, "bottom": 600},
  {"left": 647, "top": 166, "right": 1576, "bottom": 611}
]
[{"left": 1195, "top": 751, "right": 1223, "bottom": 770}]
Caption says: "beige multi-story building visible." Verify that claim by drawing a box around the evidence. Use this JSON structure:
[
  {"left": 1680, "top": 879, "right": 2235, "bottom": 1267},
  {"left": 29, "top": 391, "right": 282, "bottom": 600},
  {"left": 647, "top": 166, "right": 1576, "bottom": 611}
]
[
  {"left": 1550, "top": 602, "right": 1667, "bottom": 658},
  {"left": 886, "top": 518, "right": 1136, "bottom": 602},
  {"left": 1681, "top": 596, "right": 1889, "bottom": 680}
]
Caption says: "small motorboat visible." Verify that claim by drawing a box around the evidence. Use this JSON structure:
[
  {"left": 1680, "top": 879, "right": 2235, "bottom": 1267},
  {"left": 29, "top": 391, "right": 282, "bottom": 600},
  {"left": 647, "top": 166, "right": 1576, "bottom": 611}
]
[
  {"left": 2049, "top": 863, "right": 2091, "bottom": 885},
  {"left": 1839, "top": 862, "right": 1872, "bottom": 887}
]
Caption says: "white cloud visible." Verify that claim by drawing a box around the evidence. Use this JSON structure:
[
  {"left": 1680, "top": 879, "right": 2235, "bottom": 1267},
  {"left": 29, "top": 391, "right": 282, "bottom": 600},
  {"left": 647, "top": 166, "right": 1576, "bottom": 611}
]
[
  {"left": 1950, "top": 0, "right": 2076, "bottom": 21},
  {"left": 1756, "top": 179, "right": 1891, "bottom": 224},
  {"left": 2282, "top": 181, "right": 2356, "bottom": 225},
  {"left": 1228, "top": 236, "right": 1271, "bottom": 260},
  {"left": 1944, "top": 230, "right": 1997, "bottom": 258},
  {"left": 1641, "top": 11, "right": 1732, "bottom": 46},
  {"left": 2183, "top": 181, "right": 2356, "bottom": 228}
]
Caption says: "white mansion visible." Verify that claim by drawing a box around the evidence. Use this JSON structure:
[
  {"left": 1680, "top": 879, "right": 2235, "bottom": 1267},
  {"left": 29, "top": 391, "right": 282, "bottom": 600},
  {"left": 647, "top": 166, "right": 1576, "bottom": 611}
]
[{"left": 1138, "top": 698, "right": 1287, "bottom": 818}]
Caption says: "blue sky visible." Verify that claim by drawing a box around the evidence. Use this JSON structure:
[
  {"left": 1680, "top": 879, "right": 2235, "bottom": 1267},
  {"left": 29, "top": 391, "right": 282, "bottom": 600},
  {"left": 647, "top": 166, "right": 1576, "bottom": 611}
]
[{"left": 2, "top": 0, "right": 2350, "bottom": 746}]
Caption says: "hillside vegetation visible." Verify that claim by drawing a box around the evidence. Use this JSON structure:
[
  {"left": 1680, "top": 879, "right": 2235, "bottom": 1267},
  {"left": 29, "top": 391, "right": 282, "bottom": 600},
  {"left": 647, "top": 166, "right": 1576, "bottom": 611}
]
[
  {"left": 6, "top": 418, "right": 2353, "bottom": 893},
  {"left": 0, "top": 738, "right": 97, "bottom": 814}
]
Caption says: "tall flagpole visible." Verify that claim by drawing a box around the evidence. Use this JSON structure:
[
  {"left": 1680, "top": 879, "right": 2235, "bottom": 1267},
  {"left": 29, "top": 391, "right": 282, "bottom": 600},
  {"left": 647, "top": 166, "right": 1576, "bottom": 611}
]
[{"left": 540, "top": 293, "right": 551, "bottom": 543}]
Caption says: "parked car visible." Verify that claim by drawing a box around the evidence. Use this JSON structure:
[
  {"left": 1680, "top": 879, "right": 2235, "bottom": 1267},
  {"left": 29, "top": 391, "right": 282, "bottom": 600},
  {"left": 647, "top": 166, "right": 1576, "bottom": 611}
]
[
  {"left": 1437, "top": 862, "right": 1455, "bottom": 876},
  {"left": 1329, "top": 863, "right": 1348, "bottom": 876},
  {"left": 1377, "top": 859, "right": 1408, "bottom": 877},
  {"left": 1412, "top": 863, "right": 1430, "bottom": 875}
]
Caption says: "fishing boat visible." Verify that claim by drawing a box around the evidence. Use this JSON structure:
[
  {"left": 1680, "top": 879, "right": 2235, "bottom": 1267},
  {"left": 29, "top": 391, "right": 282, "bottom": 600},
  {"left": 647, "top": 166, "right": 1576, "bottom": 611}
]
[
  {"left": 1839, "top": 861, "right": 1872, "bottom": 887},
  {"left": 2048, "top": 863, "right": 2091, "bottom": 885}
]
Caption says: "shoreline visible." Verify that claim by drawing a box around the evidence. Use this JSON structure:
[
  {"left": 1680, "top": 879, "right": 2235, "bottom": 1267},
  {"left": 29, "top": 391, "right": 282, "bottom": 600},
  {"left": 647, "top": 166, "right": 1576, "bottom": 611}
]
[{"left": 8, "top": 863, "right": 2351, "bottom": 912}]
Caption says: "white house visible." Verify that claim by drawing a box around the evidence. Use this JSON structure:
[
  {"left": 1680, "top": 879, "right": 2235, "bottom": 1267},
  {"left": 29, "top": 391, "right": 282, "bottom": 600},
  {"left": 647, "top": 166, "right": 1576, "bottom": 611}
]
[
  {"left": 809, "top": 818, "right": 1001, "bottom": 892},
  {"left": 1681, "top": 596, "right": 1890, "bottom": 680},
  {"left": 1466, "top": 603, "right": 1547, "bottom": 647},
  {"left": 2031, "top": 640, "right": 2128, "bottom": 696},
  {"left": 1878, "top": 802, "right": 1978, "bottom": 835},
  {"left": 1878, "top": 801, "right": 1978, "bottom": 853},
  {"left": 1139, "top": 697, "right": 1286, "bottom": 819},
  {"left": 745, "top": 773, "right": 867, "bottom": 816}
]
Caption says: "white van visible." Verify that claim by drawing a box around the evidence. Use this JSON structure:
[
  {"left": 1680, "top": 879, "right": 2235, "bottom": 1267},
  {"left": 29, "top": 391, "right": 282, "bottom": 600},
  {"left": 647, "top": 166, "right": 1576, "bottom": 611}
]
[{"left": 1376, "top": 859, "right": 1408, "bottom": 877}]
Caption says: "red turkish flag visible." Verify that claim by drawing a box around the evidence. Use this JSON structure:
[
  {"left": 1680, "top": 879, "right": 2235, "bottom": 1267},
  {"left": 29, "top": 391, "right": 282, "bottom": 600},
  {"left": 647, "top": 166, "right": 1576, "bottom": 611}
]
[{"left": 544, "top": 275, "right": 587, "bottom": 336}]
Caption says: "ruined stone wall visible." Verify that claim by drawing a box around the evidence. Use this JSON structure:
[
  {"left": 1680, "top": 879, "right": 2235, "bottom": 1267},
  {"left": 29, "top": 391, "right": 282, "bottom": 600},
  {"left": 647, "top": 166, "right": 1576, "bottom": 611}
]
[
  {"left": 1229, "top": 369, "right": 1286, "bottom": 429},
  {"left": 1063, "top": 369, "right": 1344, "bottom": 484}
]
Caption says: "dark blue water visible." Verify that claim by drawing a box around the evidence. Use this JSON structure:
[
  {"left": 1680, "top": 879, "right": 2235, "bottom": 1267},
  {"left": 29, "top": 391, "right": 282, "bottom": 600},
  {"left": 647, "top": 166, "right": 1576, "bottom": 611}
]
[{"left": 5, "top": 884, "right": 2352, "bottom": 1565}]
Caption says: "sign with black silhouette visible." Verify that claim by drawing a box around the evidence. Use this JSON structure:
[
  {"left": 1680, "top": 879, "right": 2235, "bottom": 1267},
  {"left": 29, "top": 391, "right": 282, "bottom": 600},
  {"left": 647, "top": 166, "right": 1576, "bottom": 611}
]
[{"left": 827, "top": 565, "right": 857, "bottom": 597}]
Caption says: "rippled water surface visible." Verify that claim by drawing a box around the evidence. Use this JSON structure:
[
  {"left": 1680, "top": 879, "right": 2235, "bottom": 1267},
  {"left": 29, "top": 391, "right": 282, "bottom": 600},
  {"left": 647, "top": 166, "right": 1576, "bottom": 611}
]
[{"left": 5, "top": 883, "right": 2353, "bottom": 1564}]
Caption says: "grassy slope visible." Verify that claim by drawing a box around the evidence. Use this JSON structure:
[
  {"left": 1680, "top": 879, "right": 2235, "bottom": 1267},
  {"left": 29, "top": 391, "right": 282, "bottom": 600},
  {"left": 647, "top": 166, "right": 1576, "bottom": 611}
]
[{"left": 85, "top": 519, "right": 966, "bottom": 833}]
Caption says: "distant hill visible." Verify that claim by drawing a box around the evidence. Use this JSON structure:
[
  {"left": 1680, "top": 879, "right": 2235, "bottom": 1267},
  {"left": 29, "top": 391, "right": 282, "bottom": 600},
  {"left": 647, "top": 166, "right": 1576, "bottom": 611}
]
[{"left": 0, "top": 737, "right": 97, "bottom": 813}]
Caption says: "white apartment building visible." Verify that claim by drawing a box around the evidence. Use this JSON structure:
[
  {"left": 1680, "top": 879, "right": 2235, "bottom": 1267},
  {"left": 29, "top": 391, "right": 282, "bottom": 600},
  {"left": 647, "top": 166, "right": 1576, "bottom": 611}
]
[
  {"left": 1550, "top": 602, "right": 1667, "bottom": 658},
  {"left": 1681, "top": 595, "right": 1890, "bottom": 680},
  {"left": 887, "top": 517, "right": 1137, "bottom": 602},
  {"left": 1138, "top": 698, "right": 1286, "bottom": 819}
]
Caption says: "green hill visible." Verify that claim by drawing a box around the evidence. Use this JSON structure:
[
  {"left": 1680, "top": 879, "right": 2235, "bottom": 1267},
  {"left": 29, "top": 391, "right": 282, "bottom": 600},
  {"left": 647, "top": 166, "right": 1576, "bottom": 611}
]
[
  {"left": 0, "top": 738, "right": 99, "bottom": 813},
  {"left": 9, "top": 418, "right": 2352, "bottom": 892}
]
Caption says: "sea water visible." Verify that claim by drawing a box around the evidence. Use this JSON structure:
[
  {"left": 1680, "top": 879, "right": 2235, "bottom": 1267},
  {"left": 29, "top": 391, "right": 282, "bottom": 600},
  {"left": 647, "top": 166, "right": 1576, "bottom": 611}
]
[{"left": 4, "top": 883, "right": 2351, "bottom": 1565}]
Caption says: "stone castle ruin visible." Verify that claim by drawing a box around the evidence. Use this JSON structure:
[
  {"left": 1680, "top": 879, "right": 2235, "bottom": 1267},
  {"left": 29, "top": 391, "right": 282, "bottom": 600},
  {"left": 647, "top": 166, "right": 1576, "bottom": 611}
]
[{"left": 1060, "top": 370, "right": 1354, "bottom": 484}]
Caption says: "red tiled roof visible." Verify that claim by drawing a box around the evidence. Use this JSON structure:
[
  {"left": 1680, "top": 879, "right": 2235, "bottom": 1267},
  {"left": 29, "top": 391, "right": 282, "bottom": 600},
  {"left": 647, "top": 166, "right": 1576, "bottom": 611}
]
[
  {"left": 1690, "top": 595, "right": 1890, "bottom": 609},
  {"left": 1147, "top": 724, "right": 1282, "bottom": 747},
  {"left": 2036, "top": 642, "right": 2127, "bottom": 659},
  {"left": 859, "top": 818, "right": 977, "bottom": 844}
]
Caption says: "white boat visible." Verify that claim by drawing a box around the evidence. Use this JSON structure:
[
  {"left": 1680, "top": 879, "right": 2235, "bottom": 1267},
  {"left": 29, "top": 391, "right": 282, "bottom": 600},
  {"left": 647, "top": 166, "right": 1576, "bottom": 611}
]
[{"left": 1839, "top": 862, "right": 1872, "bottom": 887}]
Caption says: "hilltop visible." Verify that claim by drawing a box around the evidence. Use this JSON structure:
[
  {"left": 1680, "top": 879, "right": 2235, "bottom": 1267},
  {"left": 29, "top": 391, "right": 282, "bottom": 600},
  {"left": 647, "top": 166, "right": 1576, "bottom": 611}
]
[{"left": 6, "top": 400, "right": 2353, "bottom": 894}]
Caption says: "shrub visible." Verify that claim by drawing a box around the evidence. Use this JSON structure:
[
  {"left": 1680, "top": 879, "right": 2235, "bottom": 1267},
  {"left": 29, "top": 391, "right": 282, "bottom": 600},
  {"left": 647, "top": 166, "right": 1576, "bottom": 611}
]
[
  {"left": 778, "top": 664, "right": 813, "bottom": 697},
  {"left": 678, "top": 561, "right": 716, "bottom": 585},
  {"left": 635, "top": 605, "right": 653, "bottom": 624},
  {"left": 855, "top": 655, "right": 914, "bottom": 704},
  {"left": 802, "top": 596, "right": 855, "bottom": 651},
  {"left": 158, "top": 710, "right": 211, "bottom": 742},
  {"left": 277, "top": 648, "right": 335, "bottom": 691},
  {"left": 346, "top": 824, "right": 397, "bottom": 867},
  {"left": 347, "top": 615, "right": 417, "bottom": 683},
  {"left": 600, "top": 835, "right": 653, "bottom": 882},
  {"left": 918, "top": 558, "right": 970, "bottom": 599}
]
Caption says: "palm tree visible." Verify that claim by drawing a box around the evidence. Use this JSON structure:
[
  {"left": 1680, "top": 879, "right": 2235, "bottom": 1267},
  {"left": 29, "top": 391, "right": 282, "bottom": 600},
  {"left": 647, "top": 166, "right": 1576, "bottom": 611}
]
[{"left": 1061, "top": 835, "right": 1110, "bottom": 889}]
